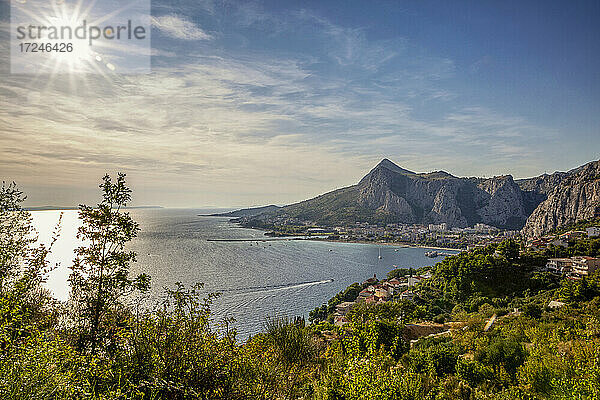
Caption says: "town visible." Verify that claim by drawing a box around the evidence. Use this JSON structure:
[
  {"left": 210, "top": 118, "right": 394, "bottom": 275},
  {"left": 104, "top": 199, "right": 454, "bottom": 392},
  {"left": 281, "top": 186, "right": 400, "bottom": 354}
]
[
  {"left": 326, "top": 223, "right": 600, "bottom": 328},
  {"left": 263, "top": 219, "right": 520, "bottom": 250},
  {"left": 332, "top": 271, "right": 432, "bottom": 327}
]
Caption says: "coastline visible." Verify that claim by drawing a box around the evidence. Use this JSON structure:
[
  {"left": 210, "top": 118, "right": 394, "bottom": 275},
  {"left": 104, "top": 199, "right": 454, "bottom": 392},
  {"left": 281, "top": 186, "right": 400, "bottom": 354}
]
[
  {"left": 314, "top": 238, "right": 463, "bottom": 252},
  {"left": 228, "top": 222, "right": 463, "bottom": 252},
  {"left": 207, "top": 217, "right": 465, "bottom": 252}
]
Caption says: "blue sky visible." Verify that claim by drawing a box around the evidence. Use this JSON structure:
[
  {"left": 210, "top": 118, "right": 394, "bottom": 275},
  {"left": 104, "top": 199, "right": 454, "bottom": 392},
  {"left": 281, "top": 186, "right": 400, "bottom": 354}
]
[{"left": 1, "top": 0, "right": 599, "bottom": 207}]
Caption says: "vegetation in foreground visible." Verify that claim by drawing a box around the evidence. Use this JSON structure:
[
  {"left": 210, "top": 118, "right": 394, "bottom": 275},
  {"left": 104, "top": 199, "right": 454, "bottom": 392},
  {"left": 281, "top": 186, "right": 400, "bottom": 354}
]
[{"left": 1, "top": 175, "right": 600, "bottom": 399}]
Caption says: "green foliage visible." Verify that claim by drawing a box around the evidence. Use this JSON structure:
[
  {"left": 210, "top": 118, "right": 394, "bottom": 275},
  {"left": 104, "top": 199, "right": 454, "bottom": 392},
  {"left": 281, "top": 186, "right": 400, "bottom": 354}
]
[
  {"left": 556, "top": 270, "right": 600, "bottom": 303},
  {"left": 496, "top": 239, "right": 520, "bottom": 261},
  {"left": 349, "top": 299, "right": 426, "bottom": 325},
  {"left": 69, "top": 173, "right": 150, "bottom": 354},
  {"left": 387, "top": 267, "right": 418, "bottom": 280},
  {"left": 408, "top": 338, "right": 461, "bottom": 376},
  {"left": 0, "top": 181, "right": 34, "bottom": 292},
  {"left": 309, "top": 282, "right": 365, "bottom": 322},
  {"left": 3, "top": 177, "right": 600, "bottom": 400},
  {"left": 475, "top": 336, "right": 526, "bottom": 377},
  {"left": 343, "top": 320, "right": 408, "bottom": 361},
  {"left": 455, "top": 358, "right": 493, "bottom": 387}
]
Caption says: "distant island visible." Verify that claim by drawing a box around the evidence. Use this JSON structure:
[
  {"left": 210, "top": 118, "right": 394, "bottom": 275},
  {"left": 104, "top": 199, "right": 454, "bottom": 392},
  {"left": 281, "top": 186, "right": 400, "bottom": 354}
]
[{"left": 25, "top": 205, "right": 164, "bottom": 211}]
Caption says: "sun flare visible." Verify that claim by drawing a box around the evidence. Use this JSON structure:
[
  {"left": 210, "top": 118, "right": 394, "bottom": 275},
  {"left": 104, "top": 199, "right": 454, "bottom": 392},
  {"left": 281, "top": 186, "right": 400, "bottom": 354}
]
[{"left": 11, "top": 0, "right": 150, "bottom": 82}]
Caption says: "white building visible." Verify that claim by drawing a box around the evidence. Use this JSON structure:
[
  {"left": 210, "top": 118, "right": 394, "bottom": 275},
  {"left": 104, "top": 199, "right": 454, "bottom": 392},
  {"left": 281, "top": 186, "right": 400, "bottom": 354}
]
[
  {"left": 335, "top": 302, "right": 355, "bottom": 316},
  {"left": 586, "top": 226, "right": 600, "bottom": 237},
  {"left": 428, "top": 223, "right": 448, "bottom": 232},
  {"left": 546, "top": 258, "right": 574, "bottom": 274},
  {"left": 571, "top": 256, "right": 600, "bottom": 278}
]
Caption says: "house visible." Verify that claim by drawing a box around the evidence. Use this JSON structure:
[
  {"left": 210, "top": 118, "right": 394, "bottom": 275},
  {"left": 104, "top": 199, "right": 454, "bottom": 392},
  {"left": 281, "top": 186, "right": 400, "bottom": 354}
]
[
  {"left": 374, "top": 287, "right": 391, "bottom": 299},
  {"left": 357, "top": 288, "right": 374, "bottom": 301},
  {"left": 387, "top": 278, "right": 402, "bottom": 287},
  {"left": 587, "top": 226, "right": 600, "bottom": 237},
  {"left": 362, "top": 274, "right": 378, "bottom": 285},
  {"left": 365, "top": 295, "right": 377, "bottom": 304},
  {"left": 335, "top": 302, "right": 355, "bottom": 316},
  {"left": 383, "top": 280, "right": 402, "bottom": 294},
  {"left": 546, "top": 258, "right": 574, "bottom": 274},
  {"left": 570, "top": 231, "right": 588, "bottom": 240},
  {"left": 546, "top": 256, "right": 600, "bottom": 278},
  {"left": 559, "top": 231, "right": 587, "bottom": 242},
  {"left": 548, "top": 300, "right": 565, "bottom": 309},
  {"left": 571, "top": 256, "right": 600, "bottom": 278},
  {"left": 307, "top": 227, "right": 336, "bottom": 234},
  {"left": 399, "top": 290, "right": 414, "bottom": 301},
  {"left": 549, "top": 238, "right": 568, "bottom": 248},
  {"left": 407, "top": 276, "right": 422, "bottom": 287},
  {"left": 334, "top": 315, "right": 350, "bottom": 327},
  {"left": 527, "top": 239, "right": 548, "bottom": 251}
]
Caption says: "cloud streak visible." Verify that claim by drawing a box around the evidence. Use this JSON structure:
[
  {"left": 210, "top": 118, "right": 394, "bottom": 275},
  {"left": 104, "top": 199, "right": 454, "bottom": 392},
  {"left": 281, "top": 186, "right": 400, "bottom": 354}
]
[
  {"left": 151, "top": 14, "right": 212, "bottom": 40},
  {"left": 0, "top": 0, "right": 579, "bottom": 207}
]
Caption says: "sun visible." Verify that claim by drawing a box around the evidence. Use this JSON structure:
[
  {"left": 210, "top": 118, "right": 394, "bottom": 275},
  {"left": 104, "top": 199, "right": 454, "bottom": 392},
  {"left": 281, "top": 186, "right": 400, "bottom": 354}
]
[
  {"left": 11, "top": 0, "right": 150, "bottom": 87},
  {"left": 13, "top": 0, "right": 125, "bottom": 77},
  {"left": 45, "top": 14, "right": 96, "bottom": 73}
]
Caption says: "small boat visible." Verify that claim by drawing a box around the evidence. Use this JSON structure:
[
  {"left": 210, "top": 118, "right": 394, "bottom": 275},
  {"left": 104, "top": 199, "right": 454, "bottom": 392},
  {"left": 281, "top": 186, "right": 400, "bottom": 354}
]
[{"left": 378, "top": 248, "right": 383, "bottom": 259}]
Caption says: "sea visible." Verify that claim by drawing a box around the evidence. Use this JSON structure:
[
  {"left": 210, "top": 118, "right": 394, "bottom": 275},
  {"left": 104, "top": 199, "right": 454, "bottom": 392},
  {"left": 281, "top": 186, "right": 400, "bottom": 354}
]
[{"left": 31, "top": 208, "right": 457, "bottom": 340}]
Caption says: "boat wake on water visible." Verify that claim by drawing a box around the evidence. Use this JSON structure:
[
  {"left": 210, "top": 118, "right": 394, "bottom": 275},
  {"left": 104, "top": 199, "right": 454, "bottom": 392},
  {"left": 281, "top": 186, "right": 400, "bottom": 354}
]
[{"left": 220, "top": 279, "right": 334, "bottom": 296}]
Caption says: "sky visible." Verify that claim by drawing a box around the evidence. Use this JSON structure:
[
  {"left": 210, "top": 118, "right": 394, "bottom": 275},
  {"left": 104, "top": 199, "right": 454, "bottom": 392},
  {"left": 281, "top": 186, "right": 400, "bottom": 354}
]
[{"left": 1, "top": 0, "right": 599, "bottom": 208}]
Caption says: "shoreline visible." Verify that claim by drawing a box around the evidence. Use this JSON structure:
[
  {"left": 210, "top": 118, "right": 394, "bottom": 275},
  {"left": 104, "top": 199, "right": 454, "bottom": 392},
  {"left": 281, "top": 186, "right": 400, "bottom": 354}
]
[
  {"left": 228, "top": 224, "right": 464, "bottom": 252},
  {"left": 314, "top": 238, "right": 463, "bottom": 252},
  {"left": 213, "top": 219, "right": 465, "bottom": 252}
]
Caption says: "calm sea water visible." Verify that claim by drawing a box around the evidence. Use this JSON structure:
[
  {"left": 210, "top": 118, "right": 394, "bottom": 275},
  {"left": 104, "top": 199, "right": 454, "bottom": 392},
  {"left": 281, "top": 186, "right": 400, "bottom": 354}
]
[{"left": 31, "top": 208, "right": 456, "bottom": 340}]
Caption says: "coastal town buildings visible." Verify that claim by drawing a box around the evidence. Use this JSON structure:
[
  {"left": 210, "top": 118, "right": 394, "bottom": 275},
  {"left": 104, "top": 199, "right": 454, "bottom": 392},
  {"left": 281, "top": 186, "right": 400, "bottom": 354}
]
[
  {"left": 331, "top": 271, "right": 432, "bottom": 326},
  {"left": 587, "top": 226, "right": 600, "bottom": 237},
  {"left": 546, "top": 256, "right": 600, "bottom": 278},
  {"left": 571, "top": 256, "right": 600, "bottom": 277},
  {"left": 546, "top": 258, "right": 575, "bottom": 274}
]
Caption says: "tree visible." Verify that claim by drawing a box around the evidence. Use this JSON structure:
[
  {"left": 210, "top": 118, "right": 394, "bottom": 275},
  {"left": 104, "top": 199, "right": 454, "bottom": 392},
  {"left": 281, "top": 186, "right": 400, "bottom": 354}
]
[
  {"left": 496, "top": 240, "right": 520, "bottom": 261},
  {"left": 69, "top": 173, "right": 149, "bottom": 354},
  {"left": 0, "top": 181, "right": 60, "bottom": 344},
  {"left": 0, "top": 182, "right": 34, "bottom": 292}
]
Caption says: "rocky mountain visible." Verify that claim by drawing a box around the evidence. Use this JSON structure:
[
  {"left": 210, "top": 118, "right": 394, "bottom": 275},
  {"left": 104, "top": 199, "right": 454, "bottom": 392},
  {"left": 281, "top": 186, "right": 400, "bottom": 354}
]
[
  {"left": 522, "top": 160, "right": 600, "bottom": 238},
  {"left": 516, "top": 171, "right": 569, "bottom": 215},
  {"left": 232, "top": 158, "right": 598, "bottom": 233},
  {"left": 350, "top": 160, "right": 533, "bottom": 228}
]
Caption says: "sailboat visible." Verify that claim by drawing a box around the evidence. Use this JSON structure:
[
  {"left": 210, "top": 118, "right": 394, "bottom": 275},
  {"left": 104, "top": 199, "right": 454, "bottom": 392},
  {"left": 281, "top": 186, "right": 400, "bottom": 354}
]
[{"left": 378, "top": 248, "right": 383, "bottom": 259}]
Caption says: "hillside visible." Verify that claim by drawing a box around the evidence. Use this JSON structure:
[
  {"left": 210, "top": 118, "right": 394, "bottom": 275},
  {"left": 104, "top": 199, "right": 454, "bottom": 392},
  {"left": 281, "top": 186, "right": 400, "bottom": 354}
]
[
  {"left": 522, "top": 160, "right": 600, "bottom": 238},
  {"left": 230, "top": 158, "right": 599, "bottom": 234},
  {"left": 205, "top": 205, "right": 281, "bottom": 218},
  {"left": 238, "top": 159, "right": 563, "bottom": 230}
]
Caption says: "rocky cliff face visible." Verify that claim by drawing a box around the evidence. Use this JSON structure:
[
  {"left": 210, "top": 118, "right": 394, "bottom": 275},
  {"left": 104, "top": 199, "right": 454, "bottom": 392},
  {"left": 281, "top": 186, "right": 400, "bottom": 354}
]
[
  {"left": 475, "top": 175, "right": 528, "bottom": 228},
  {"left": 516, "top": 171, "right": 569, "bottom": 214},
  {"left": 522, "top": 160, "right": 600, "bottom": 238},
  {"left": 282, "top": 159, "right": 545, "bottom": 229},
  {"left": 237, "top": 158, "right": 593, "bottom": 231},
  {"left": 352, "top": 160, "right": 536, "bottom": 229}
]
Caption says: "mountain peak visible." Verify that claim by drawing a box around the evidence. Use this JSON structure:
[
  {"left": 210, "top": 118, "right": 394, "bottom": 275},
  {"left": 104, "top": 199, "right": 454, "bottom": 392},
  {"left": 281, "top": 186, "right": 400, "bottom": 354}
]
[{"left": 374, "top": 158, "right": 415, "bottom": 175}]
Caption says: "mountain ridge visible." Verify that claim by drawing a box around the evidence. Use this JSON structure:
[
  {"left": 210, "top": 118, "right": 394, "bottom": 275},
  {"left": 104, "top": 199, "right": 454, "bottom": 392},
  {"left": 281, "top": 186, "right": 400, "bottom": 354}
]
[{"left": 232, "top": 159, "right": 598, "bottom": 235}]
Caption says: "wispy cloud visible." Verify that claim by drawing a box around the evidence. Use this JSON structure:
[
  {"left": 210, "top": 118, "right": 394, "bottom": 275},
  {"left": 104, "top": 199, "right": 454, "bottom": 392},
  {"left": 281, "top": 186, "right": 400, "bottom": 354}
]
[
  {"left": 0, "top": 0, "right": 576, "bottom": 206},
  {"left": 151, "top": 15, "right": 213, "bottom": 40}
]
